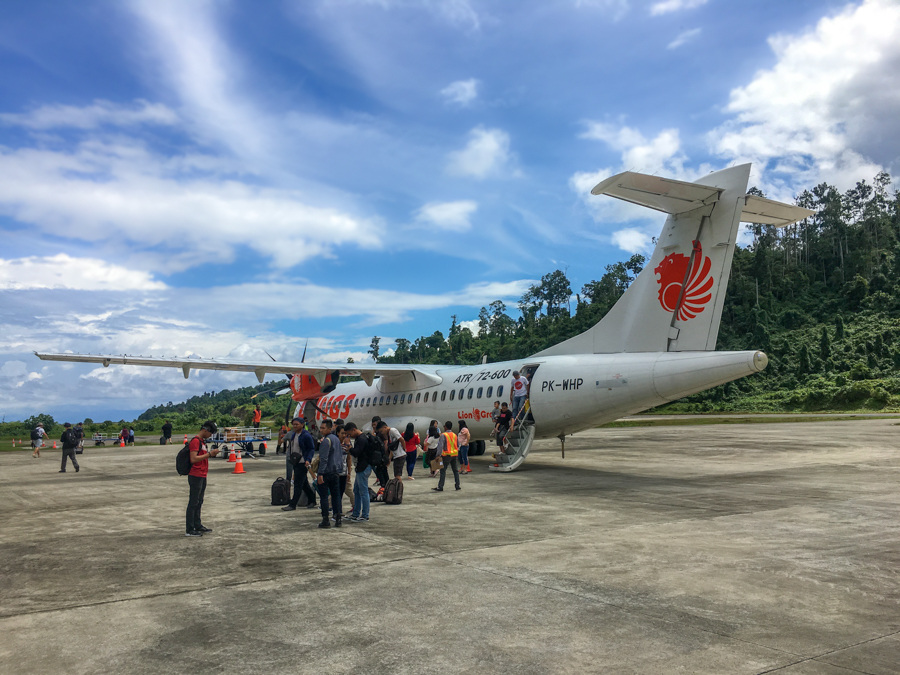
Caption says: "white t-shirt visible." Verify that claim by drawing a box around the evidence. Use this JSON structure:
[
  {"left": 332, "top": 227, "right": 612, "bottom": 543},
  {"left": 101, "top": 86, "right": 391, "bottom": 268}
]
[
  {"left": 388, "top": 427, "right": 405, "bottom": 459},
  {"left": 512, "top": 376, "right": 529, "bottom": 398},
  {"left": 36, "top": 427, "right": 45, "bottom": 438}
]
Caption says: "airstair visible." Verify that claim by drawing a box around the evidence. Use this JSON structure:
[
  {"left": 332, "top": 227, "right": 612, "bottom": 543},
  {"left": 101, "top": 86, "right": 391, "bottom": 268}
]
[{"left": 489, "top": 399, "right": 536, "bottom": 473}]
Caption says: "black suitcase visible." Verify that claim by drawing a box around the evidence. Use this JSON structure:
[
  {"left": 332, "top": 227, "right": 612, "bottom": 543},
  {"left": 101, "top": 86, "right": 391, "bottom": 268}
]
[{"left": 271, "top": 477, "right": 291, "bottom": 506}]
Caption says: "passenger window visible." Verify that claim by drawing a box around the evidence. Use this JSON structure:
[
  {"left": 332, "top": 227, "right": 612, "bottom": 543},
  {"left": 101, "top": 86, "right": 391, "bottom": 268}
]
[
  {"left": 393, "top": 395, "right": 398, "bottom": 405},
  {"left": 477, "top": 387, "right": 483, "bottom": 399},
  {"left": 423, "top": 392, "right": 428, "bottom": 403},
  {"left": 467, "top": 388, "right": 473, "bottom": 399},
  {"left": 416, "top": 393, "right": 421, "bottom": 403},
  {"left": 486, "top": 386, "right": 493, "bottom": 398},
  {"left": 459, "top": 389, "right": 464, "bottom": 400},
  {"left": 400, "top": 394, "right": 405, "bottom": 404},
  {"left": 441, "top": 391, "right": 446, "bottom": 401},
  {"left": 497, "top": 386, "right": 504, "bottom": 398},
  {"left": 379, "top": 396, "right": 384, "bottom": 405},
  {"left": 450, "top": 390, "right": 455, "bottom": 401}
]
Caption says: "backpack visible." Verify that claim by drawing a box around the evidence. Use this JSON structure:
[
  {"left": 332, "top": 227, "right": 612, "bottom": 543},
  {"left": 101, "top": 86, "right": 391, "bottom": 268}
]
[
  {"left": 175, "top": 441, "right": 192, "bottom": 476},
  {"left": 62, "top": 429, "right": 78, "bottom": 447},
  {"left": 30, "top": 428, "right": 40, "bottom": 441},
  {"left": 384, "top": 478, "right": 403, "bottom": 505},
  {"left": 159, "top": 436, "right": 166, "bottom": 445},
  {"left": 271, "top": 477, "right": 291, "bottom": 505},
  {"left": 364, "top": 433, "right": 387, "bottom": 467}
]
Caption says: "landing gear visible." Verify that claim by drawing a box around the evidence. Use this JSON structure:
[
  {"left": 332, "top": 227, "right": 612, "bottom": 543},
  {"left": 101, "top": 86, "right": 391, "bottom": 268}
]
[{"left": 471, "top": 440, "right": 486, "bottom": 456}]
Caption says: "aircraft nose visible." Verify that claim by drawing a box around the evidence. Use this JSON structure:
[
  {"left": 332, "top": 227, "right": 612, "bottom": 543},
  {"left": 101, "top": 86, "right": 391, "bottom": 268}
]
[{"left": 752, "top": 351, "right": 769, "bottom": 372}]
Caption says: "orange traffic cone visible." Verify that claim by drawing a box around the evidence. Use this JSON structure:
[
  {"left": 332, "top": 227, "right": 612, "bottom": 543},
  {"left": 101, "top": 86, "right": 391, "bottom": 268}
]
[
  {"left": 120, "top": 439, "right": 125, "bottom": 447},
  {"left": 227, "top": 445, "right": 237, "bottom": 462},
  {"left": 184, "top": 434, "right": 188, "bottom": 444},
  {"left": 53, "top": 441, "right": 57, "bottom": 449},
  {"left": 231, "top": 452, "right": 246, "bottom": 474}
]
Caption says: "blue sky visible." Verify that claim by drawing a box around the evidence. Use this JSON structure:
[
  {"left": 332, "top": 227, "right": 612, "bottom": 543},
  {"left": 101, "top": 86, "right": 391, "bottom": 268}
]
[{"left": 1, "top": 0, "right": 898, "bottom": 422}]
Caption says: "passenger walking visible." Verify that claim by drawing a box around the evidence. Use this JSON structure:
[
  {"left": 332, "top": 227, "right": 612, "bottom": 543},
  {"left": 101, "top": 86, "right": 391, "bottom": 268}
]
[
  {"left": 433, "top": 421, "right": 460, "bottom": 492},
  {"left": 457, "top": 420, "right": 471, "bottom": 474},
  {"left": 31, "top": 422, "right": 44, "bottom": 458},
  {"left": 185, "top": 421, "right": 220, "bottom": 537},
  {"left": 425, "top": 420, "right": 441, "bottom": 478},
  {"left": 494, "top": 402, "right": 513, "bottom": 454},
  {"left": 316, "top": 419, "right": 343, "bottom": 529},
  {"left": 510, "top": 370, "right": 529, "bottom": 428},
  {"left": 403, "top": 423, "right": 419, "bottom": 479},
  {"left": 281, "top": 417, "right": 317, "bottom": 511},
  {"left": 74, "top": 422, "right": 85, "bottom": 453},
  {"left": 370, "top": 417, "right": 391, "bottom": 487},
  {"left": 58, "top": 423, "right": 80, "bottom": 473},
  {"left": 128, "top": 427, "right": 135, "bottom": 446},
  {"left": 162, "top": 420, "right": 173, "bottom": 445}
]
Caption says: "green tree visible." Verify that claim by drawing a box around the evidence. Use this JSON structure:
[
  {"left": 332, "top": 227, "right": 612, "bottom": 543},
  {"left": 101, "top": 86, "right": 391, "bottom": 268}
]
[
  {"left": 368, "top": 336, "right": 381, "bottom": 363},
  {"left": 820, "top": 326, "right": 831, "bottom": 361},
  {"left": 835, "top": 315, "right": 845, "bottom": 341}
]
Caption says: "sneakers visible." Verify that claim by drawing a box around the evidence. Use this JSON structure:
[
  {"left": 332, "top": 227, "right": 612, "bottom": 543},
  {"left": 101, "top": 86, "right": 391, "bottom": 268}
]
[
  {"left": 317, "top": 519, "right": 331, "bottom": 529},
  {"left": 455, "top": 486, "right": 461, "bottom": 490},
  {"left": 432, "top": 487, "right": 443, "bottom": 492},
  {"left": 58, "top": 470, "right": 66, "bottom": 473},
  {"left": 75, "top": 465, "right": 80, "bottom": 473},
  {"left": 197, "top": 525, "right": 212, "bottom": 533},
  {"left": 281, "top": 505, "right": 296, "bottom": 511},
  {"left": 185, "top": 530, "right": 203, "bottom": 537}
]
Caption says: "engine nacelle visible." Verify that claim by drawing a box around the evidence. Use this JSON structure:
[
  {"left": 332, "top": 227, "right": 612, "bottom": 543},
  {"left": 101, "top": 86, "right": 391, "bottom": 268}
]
[{"left": 290, "top": 370, "right": 340, "bottom": 401}]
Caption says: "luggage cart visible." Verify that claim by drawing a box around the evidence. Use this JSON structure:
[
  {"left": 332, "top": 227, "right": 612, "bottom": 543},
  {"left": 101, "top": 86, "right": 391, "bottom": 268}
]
[
  {"left": 209, "top": 426, "right": 272, "bottom": 457},
  {"left": 92, "top": 433, "right": 108, "bottom": 447}
]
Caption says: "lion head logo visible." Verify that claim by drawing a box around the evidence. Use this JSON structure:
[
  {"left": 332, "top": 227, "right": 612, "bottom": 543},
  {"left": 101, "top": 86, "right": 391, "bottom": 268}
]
[{"left": 654, "top": 240, "right": 714, "bottom": 321}]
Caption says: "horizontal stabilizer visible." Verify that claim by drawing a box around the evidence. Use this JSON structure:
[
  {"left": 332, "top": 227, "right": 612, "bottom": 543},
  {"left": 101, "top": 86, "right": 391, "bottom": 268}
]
[
  {"left": 740, "top": 195, "right": 815, "bottom": 227},
  {"left": 591, "top": 171, "right": 722, "bottom": 215}
]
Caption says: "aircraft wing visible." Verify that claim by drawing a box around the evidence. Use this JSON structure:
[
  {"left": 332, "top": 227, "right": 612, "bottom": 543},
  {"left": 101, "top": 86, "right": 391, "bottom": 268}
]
[
  {"left": 33, "top": 352, "right": 441, "bottom": 387},
  {"left": 739, "top": 195, "right": 815, "bottom": 227}
]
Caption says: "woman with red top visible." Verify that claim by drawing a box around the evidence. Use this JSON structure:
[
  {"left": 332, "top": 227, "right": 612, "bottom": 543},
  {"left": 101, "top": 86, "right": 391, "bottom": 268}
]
[
  {"left": 402, "top": 422, "right": 420, "bottom": 480},
  {"left": 185, "top": 421, "right": 220, "bottom": 537},
  {"left": 457, "top": 420, "right": 471, "bottom": 473}
]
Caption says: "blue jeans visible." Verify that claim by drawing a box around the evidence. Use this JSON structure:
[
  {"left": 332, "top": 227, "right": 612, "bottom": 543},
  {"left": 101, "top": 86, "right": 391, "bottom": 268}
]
[
  {"left": 406, "top": 451, "right": 417, "bottom": 476},
  {"left": 459, "top": 445, "right": 469, "bottom": 467},
  {"left": 352, "top": 465, "right": 373, "bottom": 518},
  {"left": 511, "top": 396, "right": 526, "bottom": 423}
]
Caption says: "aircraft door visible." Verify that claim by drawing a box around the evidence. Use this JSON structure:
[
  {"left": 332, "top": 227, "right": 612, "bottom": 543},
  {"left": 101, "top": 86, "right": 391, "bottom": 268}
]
[{"left": 521, "top": 364, "right": 540, "bottom": 424}]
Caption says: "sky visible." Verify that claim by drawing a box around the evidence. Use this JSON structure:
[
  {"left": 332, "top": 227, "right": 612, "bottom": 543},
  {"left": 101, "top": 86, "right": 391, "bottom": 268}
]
[{"left": 1, "top": 0, "right": 899, "bottom": 422}]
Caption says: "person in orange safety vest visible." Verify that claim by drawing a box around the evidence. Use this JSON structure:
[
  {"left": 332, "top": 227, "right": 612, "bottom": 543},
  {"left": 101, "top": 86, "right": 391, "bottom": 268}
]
[{"left": 432, "top": 421, "right": 460, "bottom": 492}]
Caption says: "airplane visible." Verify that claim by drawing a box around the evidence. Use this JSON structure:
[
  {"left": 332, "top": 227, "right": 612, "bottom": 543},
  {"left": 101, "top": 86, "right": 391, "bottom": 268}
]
[{"left": 36, "top": 164, "right": 813, "bottom": 472}]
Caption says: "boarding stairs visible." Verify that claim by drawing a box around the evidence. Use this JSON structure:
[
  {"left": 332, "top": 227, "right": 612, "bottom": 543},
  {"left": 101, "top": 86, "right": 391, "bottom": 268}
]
[{"left": 489, "top": 400, "right": 536, "bottom": 473}]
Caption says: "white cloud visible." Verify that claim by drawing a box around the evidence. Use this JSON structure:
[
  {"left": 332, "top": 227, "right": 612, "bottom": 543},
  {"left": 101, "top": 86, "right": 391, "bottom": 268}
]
[
  {"left": 0, "top": 100, "right": 179, "bottom": 130},
  {"left": 580, "top": 122, "right": 687, "bottom": 175},
  {"left": 414, "top": 200, "right": 478, "bottom": 231},
  {"left": 440, "top": 79, "right": 479, "bottom": 106},
  {"left": 458, "top": 319, "right": 480, "bottom": 334},
  {"left": 0, "top": 255, "right": 167, "bottom": 291},
  {"left": 0, "top": 360, "right": 27, "bottom": 378},
  {"left": 611, "top": 228, "right": 652, "bottom": 253},
  {"left": 650, "top": 0, "right": 710, "bottom": 16},
  {"left": 573, "top": 0, "right": 630, "bottom": 20},
  {"left": 0, "top": 139, "right": 381, "bottom": 269},
  {"left": 709, "top": 0, "right": 900, "bottom": 191},
  {"left": 667, "top": 27, "right": 701, "bottom": 50},
  {"left": 447, "top": 126, "right": 513, "bottom": 178}
]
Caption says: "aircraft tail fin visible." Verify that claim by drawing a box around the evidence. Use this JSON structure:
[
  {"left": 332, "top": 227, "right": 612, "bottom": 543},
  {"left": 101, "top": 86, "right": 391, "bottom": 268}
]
[{"left": 535, "top": 164, "right": 813, "bottom": 356}]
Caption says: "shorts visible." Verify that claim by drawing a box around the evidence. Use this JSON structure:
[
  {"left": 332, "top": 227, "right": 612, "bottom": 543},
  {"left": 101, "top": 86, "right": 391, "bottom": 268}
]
[
  {"left": 392, "top": 456, "right": 405, "bottom": 478},
  {"left": 31, "top": 440, "right": 39, "bottom": 449}
]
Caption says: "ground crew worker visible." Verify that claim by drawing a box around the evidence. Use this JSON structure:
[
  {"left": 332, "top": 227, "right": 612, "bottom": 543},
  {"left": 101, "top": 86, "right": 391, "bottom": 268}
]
[
  {"left": 433, "top": 421, "right": 460, "bottom": 492},
  {"left": 253, "top": 405, "right": 262, "bottom": 429},
  {"left": 185, "top": 421, "right": 220, "bottom": 537}
]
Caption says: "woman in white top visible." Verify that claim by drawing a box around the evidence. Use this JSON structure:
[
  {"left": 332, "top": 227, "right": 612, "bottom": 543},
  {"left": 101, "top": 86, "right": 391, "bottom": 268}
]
[{"left": 425, "top": 424, "right": 441, "bottom": 478}]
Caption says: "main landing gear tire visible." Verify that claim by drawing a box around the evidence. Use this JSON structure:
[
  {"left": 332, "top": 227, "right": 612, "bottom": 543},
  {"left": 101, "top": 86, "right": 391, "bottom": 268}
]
[{"left": 472, "top": 440, "right": 486, "bottom": 456}]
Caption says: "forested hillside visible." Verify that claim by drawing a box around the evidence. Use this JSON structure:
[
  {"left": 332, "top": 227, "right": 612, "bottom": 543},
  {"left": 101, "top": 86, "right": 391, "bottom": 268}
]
[{"left": 376, "top": 171, "right": 900, "bottom": 413}]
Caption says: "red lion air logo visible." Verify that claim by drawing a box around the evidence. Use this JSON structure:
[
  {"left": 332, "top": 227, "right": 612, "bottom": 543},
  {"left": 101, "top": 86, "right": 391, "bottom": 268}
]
[{"left": 654, "top": 240, "right": 714, "bottom": 321}]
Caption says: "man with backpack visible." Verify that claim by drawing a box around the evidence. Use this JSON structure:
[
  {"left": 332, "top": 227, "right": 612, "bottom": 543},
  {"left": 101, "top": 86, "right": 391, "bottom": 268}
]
[
  {"left": 345, "top": 422, "right": 381, "bottom": 523},
  {"left": 59, "top": 423, "right": 80, "bottom": 473},
  {"left": 184, "top": 421, "right": 220, "bottom": 537},
  {"left": 281, "top": 417, "right": 317, "bottom": 511},
  {"left": 74, "top": 422, "right": 85, "bottom": 454},
  {"left": 31, "top": 423, "right": 44, "bottom": 458}
]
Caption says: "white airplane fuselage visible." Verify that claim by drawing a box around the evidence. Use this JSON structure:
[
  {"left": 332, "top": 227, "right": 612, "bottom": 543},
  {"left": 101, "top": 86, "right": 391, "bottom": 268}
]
[{"left": 304, "top": 349, "right": 768, "bottom": 441}]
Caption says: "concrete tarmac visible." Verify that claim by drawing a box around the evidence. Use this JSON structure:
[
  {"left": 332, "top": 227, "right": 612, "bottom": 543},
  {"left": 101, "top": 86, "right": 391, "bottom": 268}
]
[{"left": 2, "top": 420, "right": 900, "bottom": 674}]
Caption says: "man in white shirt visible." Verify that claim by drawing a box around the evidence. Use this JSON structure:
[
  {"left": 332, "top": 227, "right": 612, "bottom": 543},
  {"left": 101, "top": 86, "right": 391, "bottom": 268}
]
[{"left": 510, "top": 371, "right": 529, "bottom": 426}]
